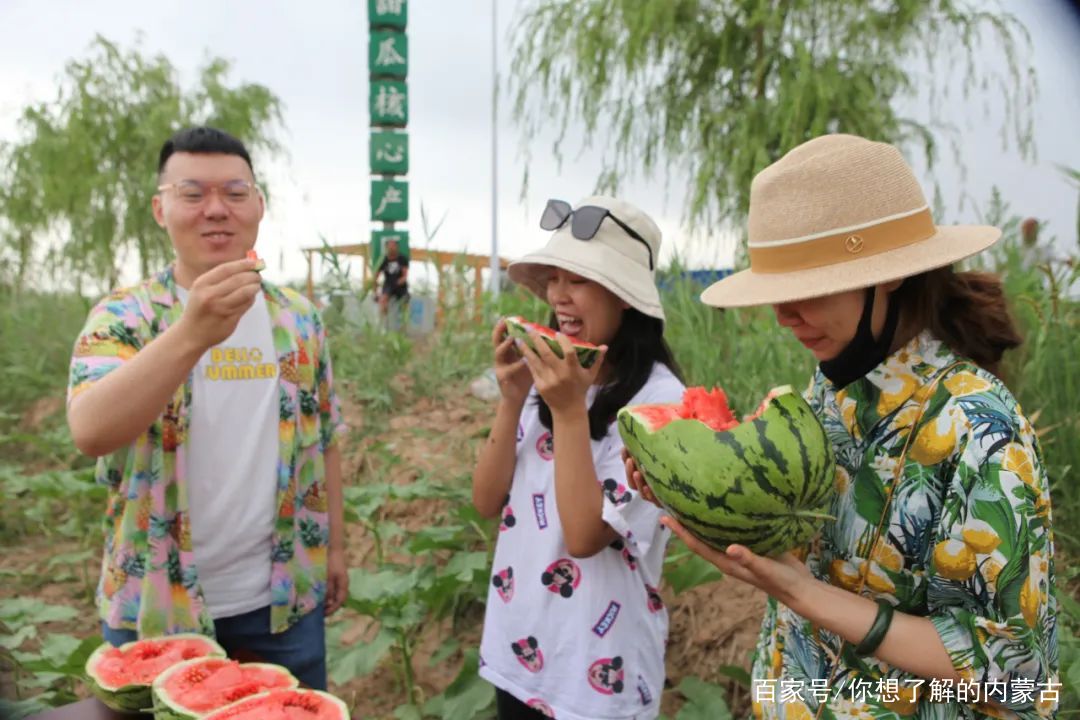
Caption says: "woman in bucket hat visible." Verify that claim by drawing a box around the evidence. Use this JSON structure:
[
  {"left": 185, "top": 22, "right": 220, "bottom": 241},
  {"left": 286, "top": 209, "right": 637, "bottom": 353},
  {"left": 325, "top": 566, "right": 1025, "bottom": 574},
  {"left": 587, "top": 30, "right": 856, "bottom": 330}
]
[
  {"left": 473, "top": 196, "right": 685, "bottom": 720},
  {"left": 630, "top": 135, "right": 1058, "bottom": 719}
]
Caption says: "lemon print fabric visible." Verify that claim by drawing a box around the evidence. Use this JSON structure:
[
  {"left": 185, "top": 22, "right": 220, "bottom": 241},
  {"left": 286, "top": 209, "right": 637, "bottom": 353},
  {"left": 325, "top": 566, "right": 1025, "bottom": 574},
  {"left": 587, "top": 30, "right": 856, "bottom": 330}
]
[{"left": 749, "top": 331, "right": 1058, "bottom": 719}]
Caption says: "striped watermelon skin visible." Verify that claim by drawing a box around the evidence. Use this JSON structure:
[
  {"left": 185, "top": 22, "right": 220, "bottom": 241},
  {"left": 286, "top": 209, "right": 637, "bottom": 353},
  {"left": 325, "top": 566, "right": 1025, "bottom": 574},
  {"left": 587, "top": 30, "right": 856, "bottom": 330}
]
[
  {"left": 618, "top": 386, "right": 835, "bottom": 556},
  {"left": 505, "top": 316, "right": 601, "bottom": 368}
]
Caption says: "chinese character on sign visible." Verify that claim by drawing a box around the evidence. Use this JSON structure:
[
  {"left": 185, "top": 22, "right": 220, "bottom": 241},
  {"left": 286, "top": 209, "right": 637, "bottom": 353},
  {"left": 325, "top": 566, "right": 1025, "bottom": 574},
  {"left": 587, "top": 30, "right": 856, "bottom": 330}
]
[
  {"left": 376, "top": 186, "right": 403, "bottom": 216},
  {"left": 369, "top": 0, "right": 407, "bottom": 29},
  {"left": 376, "top": 37, "right": 405, "bottom": 66},
  {"left": 371, "top": 132, "right": 409, "bottom": 174},
  {"left": 375, "top": 85, "right": 405, "bottom": 120}
]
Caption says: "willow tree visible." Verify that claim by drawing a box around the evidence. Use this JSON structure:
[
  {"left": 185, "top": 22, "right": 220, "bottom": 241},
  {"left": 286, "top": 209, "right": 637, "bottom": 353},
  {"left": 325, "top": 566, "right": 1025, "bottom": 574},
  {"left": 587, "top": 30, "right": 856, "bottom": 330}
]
[
  {"left": 509, "top": 0, "right": 1035, "bottom": 238},
  {"left": 0, "top": 35, "right": 284, "bottom": 291}
]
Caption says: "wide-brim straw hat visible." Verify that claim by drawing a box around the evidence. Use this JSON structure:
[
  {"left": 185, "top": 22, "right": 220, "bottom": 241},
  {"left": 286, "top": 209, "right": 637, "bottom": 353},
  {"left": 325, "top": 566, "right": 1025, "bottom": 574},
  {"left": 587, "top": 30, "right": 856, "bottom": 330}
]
[
  {"left": 508, "top": 195, "right": 665, "bottom": 320},
  {"left": 701, "top": 134, "right": 1001, "bottom": 308}
]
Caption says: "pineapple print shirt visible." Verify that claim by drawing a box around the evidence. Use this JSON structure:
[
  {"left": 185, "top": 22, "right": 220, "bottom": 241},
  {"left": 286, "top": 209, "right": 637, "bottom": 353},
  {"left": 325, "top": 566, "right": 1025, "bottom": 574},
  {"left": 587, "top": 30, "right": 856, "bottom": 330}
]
[
  {"left": 67, "top": 266, "right": 345, "bottom": 637},
  {"left": 751, "top": 332, "right": 1058, "bottom": 720}
]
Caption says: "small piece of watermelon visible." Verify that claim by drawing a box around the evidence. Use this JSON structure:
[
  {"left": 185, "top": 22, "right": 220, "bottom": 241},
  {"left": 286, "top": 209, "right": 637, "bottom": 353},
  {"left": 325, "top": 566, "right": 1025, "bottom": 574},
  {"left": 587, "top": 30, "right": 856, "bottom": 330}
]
[
  {"left": 246, "top": 250, "right": 266, "bottom": 272},
  {"left": 504, "top": 315, "right": 601, "bottom": 368}
]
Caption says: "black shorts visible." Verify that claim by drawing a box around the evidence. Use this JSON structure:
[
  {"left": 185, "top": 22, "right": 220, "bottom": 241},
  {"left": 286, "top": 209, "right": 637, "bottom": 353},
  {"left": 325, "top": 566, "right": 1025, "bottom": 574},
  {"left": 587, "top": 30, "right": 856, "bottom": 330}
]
[{"left": 381, "top": 285, "right": 409, "bottom": 299}]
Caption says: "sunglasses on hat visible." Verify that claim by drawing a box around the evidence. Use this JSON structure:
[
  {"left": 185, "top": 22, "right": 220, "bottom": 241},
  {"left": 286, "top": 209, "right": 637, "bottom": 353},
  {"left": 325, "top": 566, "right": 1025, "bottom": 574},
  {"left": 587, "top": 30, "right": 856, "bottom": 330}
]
[{"left": 539, "top": 199, "right": 654, "bottom": 270}]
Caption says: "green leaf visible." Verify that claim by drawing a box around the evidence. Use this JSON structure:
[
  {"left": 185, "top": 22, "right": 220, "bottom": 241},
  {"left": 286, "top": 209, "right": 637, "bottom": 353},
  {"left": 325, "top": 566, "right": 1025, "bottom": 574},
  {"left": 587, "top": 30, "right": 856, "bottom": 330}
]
[
  {"left": 664, "top": 551, "right": 723, "bottom": 595},
  {"left": 428, "top": 637, "right": 461, "bottom": 667},
  {"left": 675, "top": 676, "right": 732, "bottom": 720},
  {"left": 328, "top": 627, "right": 395, "bottom": 685},
  {"left": 0, "top": 696, "right": 58, "bottom": 720},
  {"left": 393, "top": 704, "right": 423, "bottom": 720},
  {"left": 423, "top": 649, "right": 495, "bottom": 720},
  {"left": 714, "top": 664, "right": 751, "bottom": 688},
  {"left": 0, "top": 598, "right": 79, "bottom": 627},
  {"left": 0, "top": 624, "right": 37, "bottom": 650}
]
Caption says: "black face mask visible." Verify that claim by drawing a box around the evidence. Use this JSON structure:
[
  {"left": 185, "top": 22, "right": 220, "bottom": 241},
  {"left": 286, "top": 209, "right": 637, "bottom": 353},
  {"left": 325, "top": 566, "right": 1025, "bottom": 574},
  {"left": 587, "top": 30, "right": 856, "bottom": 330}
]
[{"left": 819, "top": 287, "right": 902, "bottom": 389}]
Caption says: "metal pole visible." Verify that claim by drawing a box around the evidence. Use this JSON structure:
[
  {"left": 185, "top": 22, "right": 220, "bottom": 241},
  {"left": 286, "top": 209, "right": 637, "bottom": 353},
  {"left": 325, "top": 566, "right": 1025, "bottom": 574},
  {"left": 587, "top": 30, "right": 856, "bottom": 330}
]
[{"left": 489, "top": 0, "right": 500, "bottom": 298}]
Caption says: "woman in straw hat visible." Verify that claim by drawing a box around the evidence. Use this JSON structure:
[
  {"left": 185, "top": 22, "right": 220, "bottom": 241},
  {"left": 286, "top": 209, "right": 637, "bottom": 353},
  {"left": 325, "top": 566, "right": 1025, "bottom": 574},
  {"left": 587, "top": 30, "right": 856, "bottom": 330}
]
[
  {"left": 473, "top": 196, "right": 685, "bottom": 720},
  {"left": 629, "top": 135, "right": 1058, "bottom": 719}
]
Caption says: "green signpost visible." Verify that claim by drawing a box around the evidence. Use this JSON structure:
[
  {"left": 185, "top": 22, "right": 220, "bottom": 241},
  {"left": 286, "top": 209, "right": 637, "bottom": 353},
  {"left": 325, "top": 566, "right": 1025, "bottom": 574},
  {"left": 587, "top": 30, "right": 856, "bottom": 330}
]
[{"left": 369, "top": 0, "right": 408, "bottom": 269}]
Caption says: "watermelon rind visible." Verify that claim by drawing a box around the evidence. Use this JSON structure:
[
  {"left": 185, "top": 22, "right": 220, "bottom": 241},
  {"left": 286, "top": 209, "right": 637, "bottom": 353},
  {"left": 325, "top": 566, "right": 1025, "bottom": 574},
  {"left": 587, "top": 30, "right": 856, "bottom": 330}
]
[
  {"left": 85, "top": 633, "right": 227, "bottom": 714},
  {"left": 618, "top": 385, "right": 836, "bottom": 556},
  {"left": 505, "top": 316, "right": 601, "bottom": 368},
  {"left": 151, "top": 658, "right": 298, "bottom": 720},
  {"left": 201, "top": 688, "right": 350, "bottom": 719}
]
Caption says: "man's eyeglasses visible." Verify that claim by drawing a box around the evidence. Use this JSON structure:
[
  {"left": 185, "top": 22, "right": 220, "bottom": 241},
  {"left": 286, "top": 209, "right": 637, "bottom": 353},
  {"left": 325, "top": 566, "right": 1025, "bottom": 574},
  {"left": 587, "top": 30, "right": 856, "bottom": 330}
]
[
  {"left": 539, "top": 199, "right": 654, "bottom": 270},
  {"left": 157, "top": 179, "right": 257, "bottom": 206}
]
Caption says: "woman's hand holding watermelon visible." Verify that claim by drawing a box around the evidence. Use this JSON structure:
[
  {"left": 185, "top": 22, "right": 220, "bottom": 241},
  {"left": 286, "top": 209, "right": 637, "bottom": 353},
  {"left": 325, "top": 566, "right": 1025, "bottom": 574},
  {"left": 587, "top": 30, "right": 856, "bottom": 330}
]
[
  {"left": 519, "top": 328, "right": 607, "bottom": 416},
  {"left": 492, "top": 318, "right": 532, "bottom": 406}
]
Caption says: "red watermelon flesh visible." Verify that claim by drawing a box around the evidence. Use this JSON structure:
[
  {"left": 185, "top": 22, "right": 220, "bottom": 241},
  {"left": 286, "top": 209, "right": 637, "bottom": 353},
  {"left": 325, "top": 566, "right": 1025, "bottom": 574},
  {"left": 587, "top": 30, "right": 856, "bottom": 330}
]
[
  {"left": 202, "top": 688, "right": 350, "bottom": 720},
  {"left": 91, "top": 637, "right": 223, "bottom": 688},
  {"left": 154, "top": 658, "right": 298, "bottom": 717},
  {"left": 634, "top": 386, "right": 739, "bottom": 432},
  {"left": 505, "top": 316, "right": 598, "bottom": 348}
]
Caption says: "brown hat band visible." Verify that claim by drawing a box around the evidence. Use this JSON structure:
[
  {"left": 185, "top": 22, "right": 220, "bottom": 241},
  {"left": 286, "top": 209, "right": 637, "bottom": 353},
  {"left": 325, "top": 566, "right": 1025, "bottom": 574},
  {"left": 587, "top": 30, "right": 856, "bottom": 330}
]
[{"left": 748, "top": 207, "right": 936, "bottom": 274}]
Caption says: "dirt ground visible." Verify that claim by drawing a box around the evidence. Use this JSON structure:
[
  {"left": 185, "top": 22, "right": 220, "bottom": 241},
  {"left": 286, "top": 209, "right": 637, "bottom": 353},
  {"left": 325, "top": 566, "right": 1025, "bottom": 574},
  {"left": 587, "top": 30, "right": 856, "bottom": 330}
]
[{"left": 1, "top": 385, "right": 763, "bottom": 719}]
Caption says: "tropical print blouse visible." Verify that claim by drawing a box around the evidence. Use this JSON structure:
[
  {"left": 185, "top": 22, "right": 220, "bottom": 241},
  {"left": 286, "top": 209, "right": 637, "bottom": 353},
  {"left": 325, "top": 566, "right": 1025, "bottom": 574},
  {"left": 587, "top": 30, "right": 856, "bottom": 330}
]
[
  {"left": 68, "top": 267, "right": 345, "bottom": 637},
  {"left": 751, "top": 331, "right": 1058, "bottom": 720}
]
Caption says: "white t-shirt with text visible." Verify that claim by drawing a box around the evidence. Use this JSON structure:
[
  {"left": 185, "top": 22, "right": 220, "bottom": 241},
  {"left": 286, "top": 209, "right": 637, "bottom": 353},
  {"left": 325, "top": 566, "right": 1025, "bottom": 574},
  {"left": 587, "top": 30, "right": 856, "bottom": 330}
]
[{"left": 177, "top": 286, "right": 280, "bottom": 620}]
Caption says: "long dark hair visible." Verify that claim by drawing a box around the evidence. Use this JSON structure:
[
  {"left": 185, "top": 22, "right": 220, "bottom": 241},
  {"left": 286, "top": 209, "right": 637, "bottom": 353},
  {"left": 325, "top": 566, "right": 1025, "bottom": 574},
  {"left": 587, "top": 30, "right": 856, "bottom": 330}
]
[
  {"left": 893, "top": 266, "right": 1022, "bottom": 378},
  {"left": 536, "top": 308, "right": 682, "bottom": 441}
]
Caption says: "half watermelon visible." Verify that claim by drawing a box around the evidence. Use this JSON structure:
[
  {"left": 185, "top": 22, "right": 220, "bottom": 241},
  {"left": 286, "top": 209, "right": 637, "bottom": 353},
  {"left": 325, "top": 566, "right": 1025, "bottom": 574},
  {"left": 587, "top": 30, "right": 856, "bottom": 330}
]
[
  {"left": 152, "top": 657, "right": 298, "bottom": 720},
  {"left": 201, "top": 688, "right": 350, "bottom": 720},
  {"left": 504, "top": 315, "right": 601, "bottom": 368},
  {"left": 85, "top": 633, "right": 227, "bottom": 713},
  {"left": 618, "top": 385, "right": 836, "bottom": 556}
]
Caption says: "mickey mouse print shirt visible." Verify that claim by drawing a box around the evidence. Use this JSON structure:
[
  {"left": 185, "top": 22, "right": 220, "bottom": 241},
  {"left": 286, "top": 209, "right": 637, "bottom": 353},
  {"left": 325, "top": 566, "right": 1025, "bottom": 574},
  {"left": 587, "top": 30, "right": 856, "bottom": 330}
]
[{"left": 479, "top": 362, "right": 685, "bottom": 720}]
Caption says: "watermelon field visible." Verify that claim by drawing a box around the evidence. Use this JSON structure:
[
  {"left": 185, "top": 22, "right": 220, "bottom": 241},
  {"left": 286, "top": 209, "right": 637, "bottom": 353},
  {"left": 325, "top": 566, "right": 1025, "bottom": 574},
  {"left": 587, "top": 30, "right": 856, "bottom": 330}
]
[{"left": 1, "top": 209, "right": 1079, "bottom": 718}]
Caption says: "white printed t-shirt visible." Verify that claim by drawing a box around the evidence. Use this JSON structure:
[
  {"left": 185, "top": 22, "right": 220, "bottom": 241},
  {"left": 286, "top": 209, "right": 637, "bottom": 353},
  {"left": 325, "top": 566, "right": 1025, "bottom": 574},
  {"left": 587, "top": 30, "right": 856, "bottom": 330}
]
[
  {"left": 479, "top": 362, "right": 685, "bottom": 720},
  {"left": 176, "top": 286, "right": 280, "bottom": 620}
]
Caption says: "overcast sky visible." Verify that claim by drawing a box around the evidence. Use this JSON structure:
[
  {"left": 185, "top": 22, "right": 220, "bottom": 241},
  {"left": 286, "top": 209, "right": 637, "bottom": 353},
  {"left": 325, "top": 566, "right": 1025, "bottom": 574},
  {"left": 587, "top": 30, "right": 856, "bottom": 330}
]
[{"left": 1, "top": 0, "right": 1077, "bottom": 290}]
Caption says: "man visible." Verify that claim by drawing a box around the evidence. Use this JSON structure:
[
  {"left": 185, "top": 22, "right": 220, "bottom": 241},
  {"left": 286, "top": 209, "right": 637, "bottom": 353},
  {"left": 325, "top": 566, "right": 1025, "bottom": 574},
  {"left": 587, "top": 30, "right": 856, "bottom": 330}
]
[
  {"left": 66, "top": 126, "right": 347, "bottom": 689},
  {"left": 374, "top": 237, "right": 409, "bottom": 326}
]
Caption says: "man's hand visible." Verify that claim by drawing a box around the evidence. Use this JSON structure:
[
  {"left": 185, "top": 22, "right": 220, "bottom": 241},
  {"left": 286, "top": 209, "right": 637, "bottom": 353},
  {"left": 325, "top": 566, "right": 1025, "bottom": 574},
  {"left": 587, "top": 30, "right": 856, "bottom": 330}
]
[
  {"left": 174, "top": 258, "right": 262, "bottom": 351},
  {"left": 325, "top": 545, "right": 348, "bottom": 615}
]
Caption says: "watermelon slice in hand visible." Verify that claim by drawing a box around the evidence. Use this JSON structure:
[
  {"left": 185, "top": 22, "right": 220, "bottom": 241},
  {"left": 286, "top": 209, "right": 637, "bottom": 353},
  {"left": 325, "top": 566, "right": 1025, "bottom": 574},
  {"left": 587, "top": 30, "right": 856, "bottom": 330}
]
[
  {"left": 246, "top": 250, "right": 266, "bottom": 272},
  {"left": 85, "top": 633, "right": 226, "bottom": 713},
  {"left": 618, "top": 385, "right": 836, "bottom": 556},
  {"left": 504, "top": 315, "right": 601, "bottom": 368},
  {"left": 152, "top": 657, "right": 298, "bottom": 720}
]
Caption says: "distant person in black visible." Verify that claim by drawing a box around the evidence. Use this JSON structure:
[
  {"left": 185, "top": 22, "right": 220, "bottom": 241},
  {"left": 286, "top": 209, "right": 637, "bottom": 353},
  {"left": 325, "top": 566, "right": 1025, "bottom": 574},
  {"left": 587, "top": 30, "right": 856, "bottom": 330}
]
[{"left": 375, "top": 238, "right": 409, "bottom": 324}]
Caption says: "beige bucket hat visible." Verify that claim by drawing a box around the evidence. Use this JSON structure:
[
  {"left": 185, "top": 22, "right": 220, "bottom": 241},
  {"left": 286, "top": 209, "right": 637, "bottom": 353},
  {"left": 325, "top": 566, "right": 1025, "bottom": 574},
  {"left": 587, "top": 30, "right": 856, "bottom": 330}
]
[
  {"left": 508, "top": 195, "right": 666, "bottom": 320},
  {"left": 701, "top": 134, "right": 1001, "bottom": 308}
]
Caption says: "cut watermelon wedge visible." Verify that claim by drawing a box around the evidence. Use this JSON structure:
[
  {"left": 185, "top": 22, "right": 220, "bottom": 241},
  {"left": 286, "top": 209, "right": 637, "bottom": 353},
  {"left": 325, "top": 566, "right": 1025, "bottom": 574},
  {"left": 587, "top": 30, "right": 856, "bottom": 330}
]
[
  {"left": 152, "top": 657, "right": 298, "bottom": 720},
  {"left": 201, "top": 688, "right": 350, "bottom": 720},
  {"left": 504, "top": 315, "right": 601, "bottom": 368},
  {"left": 85, "top": 634, "right": 226, "bottom": 713}
]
